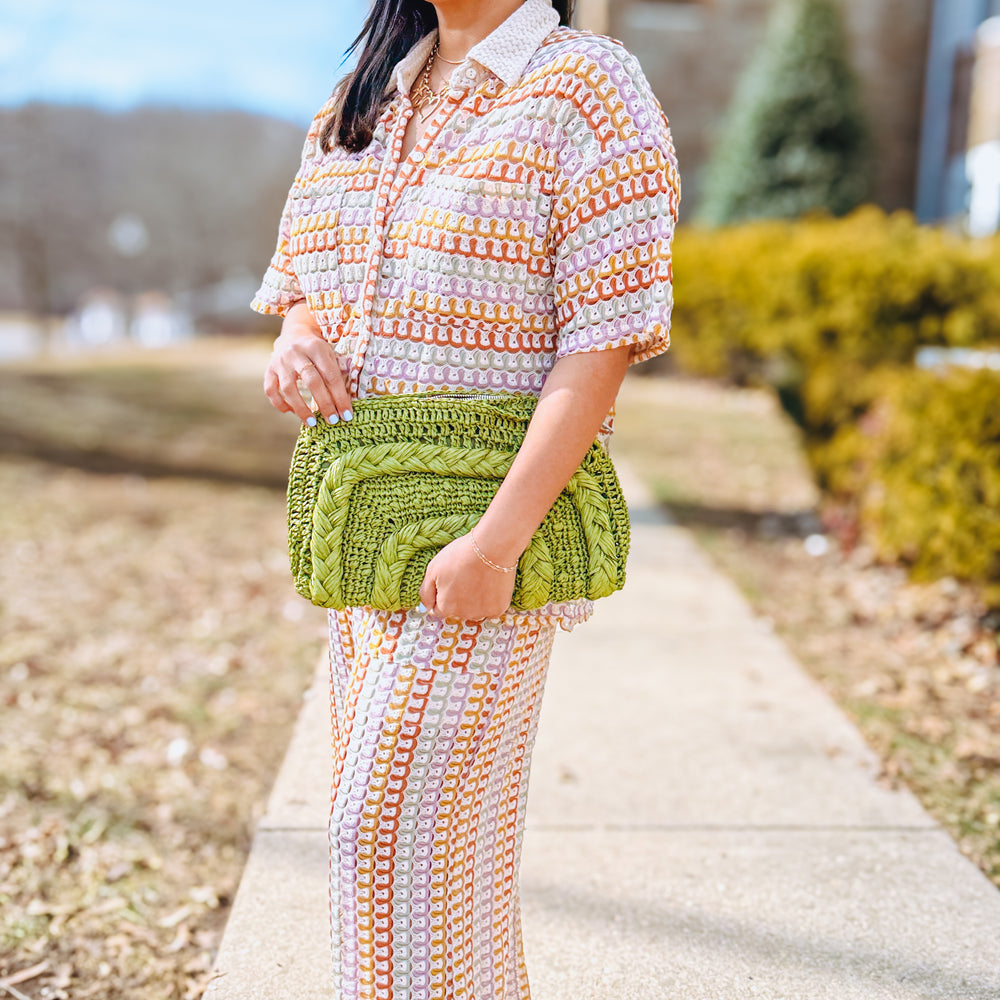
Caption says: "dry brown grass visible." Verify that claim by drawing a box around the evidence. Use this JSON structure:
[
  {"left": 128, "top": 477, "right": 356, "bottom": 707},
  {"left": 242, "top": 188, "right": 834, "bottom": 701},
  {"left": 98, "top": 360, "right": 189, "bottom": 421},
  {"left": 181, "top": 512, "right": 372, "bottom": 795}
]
[{"left": 0, "top": 339, "right": 328, "bottom": 999}]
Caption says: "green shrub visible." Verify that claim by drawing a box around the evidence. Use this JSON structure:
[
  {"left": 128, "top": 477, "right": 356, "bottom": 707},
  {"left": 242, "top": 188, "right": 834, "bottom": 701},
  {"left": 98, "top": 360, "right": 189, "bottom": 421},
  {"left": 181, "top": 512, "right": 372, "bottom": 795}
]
[
  {"left": 668, "top": 208, "right": 1000, "bottom": 596},
  {"left": 671, "top": 206, "right": 1000, "bottom": 442},
  {"left": 672, "top": 206, "right": 1000, "bottom": 385},
  {"left": 856, "top": 369, "right": 1000, "bottom": 600}
]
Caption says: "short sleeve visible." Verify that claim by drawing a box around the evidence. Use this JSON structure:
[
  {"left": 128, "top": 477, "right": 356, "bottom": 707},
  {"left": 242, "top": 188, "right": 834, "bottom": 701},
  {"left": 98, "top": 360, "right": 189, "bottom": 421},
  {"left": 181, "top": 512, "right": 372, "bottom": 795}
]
[
  {"left": 250, "top": 181, "right": 306, "bottom": 317},
  {"left": 250, "top": 90, "right": 341, "bottom": 318},
  {"left": 549, "top": 71, "right": 681, "bottom": 366}
]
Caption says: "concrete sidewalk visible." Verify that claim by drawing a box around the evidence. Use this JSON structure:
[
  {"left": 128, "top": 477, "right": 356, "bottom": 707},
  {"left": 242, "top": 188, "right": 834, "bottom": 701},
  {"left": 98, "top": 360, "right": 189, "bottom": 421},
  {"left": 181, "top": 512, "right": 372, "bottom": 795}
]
[{"left": 206, "top": 461, "right": 1000, "bottom": 1000}]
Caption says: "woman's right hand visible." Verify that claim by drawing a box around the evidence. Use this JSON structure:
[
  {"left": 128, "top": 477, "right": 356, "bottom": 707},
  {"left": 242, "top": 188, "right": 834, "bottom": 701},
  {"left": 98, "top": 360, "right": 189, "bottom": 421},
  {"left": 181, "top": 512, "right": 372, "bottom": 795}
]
[{"left": 263, "top": 301, "right": 355, "bottom": 426}]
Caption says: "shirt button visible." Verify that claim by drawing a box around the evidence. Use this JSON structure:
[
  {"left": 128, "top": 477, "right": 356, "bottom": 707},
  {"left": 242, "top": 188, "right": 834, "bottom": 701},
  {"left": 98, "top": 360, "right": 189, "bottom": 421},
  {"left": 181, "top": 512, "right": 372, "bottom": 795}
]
[
  {"left": 465, "top": 67, "right": 477, "bottom": 79},
  {"left": 413, "top": 150, "right": 424, "bottom": 162}
]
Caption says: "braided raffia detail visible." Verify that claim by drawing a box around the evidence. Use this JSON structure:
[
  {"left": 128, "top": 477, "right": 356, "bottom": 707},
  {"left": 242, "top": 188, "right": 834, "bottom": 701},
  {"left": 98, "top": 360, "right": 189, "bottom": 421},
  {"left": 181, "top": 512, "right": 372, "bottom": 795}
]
[
  {"left": 563, "top": 469, "right": 621, "bottom": 599},
  {"left": 511, "top": 531, "right": 553, "bottom": 609},
  {"left": 310, "top": 443, "right": 515, "bottom": 607},
  {"left": 373, "top": 513, "right": 481, "bottom": 608},
  {"left": 287, "top": 390, "right": 629, "bottom": 611}
]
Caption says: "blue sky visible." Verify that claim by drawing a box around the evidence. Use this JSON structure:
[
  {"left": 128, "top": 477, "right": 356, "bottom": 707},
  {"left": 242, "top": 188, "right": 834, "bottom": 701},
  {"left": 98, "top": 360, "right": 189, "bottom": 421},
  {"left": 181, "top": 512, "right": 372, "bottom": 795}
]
[{"left": 0, "top": 0, "right": 369, "bottom": 124}]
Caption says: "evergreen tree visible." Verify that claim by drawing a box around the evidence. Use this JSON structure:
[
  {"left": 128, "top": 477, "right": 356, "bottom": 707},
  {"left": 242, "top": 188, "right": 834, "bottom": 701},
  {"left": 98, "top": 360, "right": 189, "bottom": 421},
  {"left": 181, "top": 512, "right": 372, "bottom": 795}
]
[{"left": 696, "top": 0, "right": 874, "bottom": 226}]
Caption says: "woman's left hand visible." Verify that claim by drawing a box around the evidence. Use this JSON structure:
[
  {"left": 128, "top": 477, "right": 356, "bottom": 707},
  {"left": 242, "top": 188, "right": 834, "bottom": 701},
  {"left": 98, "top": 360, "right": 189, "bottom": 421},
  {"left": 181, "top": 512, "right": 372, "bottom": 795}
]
[
  {"left": 418, "top": 534, "right": 517, "bottom": 622},
  {"left": 417, "top": 348, "right": 632, "bottom": 623}
]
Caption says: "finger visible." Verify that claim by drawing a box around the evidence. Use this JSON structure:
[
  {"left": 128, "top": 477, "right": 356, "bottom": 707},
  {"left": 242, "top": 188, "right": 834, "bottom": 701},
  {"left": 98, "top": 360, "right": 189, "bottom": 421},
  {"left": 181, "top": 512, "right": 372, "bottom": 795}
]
[
  {"left": 293, "top": 358, "right": 345, "bottom": 425},
  {"left": 276, "top": 368, "right": 316, "bottom": 424},
  {"left": 325, "top": 362, "right": 355, "bottom": 422},
  {"left": 263, "top": 367, "right": 293, "bottom": 413},
  {"left": 418, "top": 573, "right": 438, "bottom": 616},
  {"left": 307, "top": 360, "right": 355, "bottom": 424}
]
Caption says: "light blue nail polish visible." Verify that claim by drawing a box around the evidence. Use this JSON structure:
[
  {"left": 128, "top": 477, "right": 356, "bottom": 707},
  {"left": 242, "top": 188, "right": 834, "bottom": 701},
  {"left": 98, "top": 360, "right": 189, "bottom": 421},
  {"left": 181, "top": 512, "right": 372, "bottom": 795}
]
[
  {"left": 328, "top": 413, "right": 339, "bottom": 424},
  {"left": 417, "top": 602, "right": 427, "bottom": 613},
  {"left": 306, "top": 416, "right": 317, "bottom": 427},
  {"left": 343, "top": 410, "right": 354, "bottom": 422}
]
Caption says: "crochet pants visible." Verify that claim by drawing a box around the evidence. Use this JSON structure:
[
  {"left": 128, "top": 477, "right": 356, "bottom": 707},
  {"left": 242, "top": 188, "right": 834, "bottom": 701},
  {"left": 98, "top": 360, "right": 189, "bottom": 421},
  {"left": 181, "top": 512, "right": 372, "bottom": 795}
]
[{"left": 326, "top": 606, "right": 556, "bottom": 1000}]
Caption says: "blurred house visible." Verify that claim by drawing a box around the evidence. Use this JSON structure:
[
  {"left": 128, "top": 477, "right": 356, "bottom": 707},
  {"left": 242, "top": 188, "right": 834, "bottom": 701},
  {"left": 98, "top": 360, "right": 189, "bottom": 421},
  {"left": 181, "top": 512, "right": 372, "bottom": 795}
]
[
  {"left": 57, "top": 288, "right": 194, "bottom": 353},
  {"left": 953, "top": 15, "right": 1000, "bottom": 235},
  {"left": 0, "top": 314, "right": 47, "bottom": 362},
  {"left": 131, "top": 291, "right": 194, "bottom": 348},
  {"left": 577, "top": 0, "right": 1000, "bottom": 233},
  {"left": 63, "top": 289, "right": 129, "bottom": 351}
]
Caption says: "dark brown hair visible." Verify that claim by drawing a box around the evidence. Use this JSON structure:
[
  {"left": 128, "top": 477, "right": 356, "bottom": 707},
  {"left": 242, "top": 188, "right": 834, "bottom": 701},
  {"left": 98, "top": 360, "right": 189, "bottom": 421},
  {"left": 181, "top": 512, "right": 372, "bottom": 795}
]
[{"left": 320, "top": 0, "right": 575, "bottom": 154}]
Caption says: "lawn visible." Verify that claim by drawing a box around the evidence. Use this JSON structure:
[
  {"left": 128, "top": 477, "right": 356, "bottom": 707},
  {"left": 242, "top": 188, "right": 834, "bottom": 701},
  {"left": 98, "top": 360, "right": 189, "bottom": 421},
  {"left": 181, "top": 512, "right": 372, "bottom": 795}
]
[{"left": 0, "top": 338, "right": 327, "bottom": 999}]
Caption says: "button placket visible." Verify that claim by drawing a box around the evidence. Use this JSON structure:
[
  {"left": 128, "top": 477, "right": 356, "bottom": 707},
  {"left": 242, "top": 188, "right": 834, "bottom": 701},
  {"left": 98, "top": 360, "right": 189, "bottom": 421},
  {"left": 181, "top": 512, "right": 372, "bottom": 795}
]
[
  {"left": 386, "top": 87, "right": 465, "bottom": 212},
  {"left": 347, "top": 101, "right": 412, "bottom": 395},
  {"left": 348, "top": 87, "right": 470, "bottom": 396}
]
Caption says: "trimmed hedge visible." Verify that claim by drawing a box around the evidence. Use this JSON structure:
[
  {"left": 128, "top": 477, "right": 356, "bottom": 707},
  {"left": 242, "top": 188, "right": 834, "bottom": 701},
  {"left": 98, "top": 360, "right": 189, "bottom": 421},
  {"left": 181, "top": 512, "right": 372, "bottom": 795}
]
[
  {"left": 856, "top": 369, "right": 1000, "bottom": 601},
  {"left": 672, "top": 205, "right": 1000, "bottom": 387},
  {"left": 669, "top": 206, "right": 1000, "bottom": 597}
]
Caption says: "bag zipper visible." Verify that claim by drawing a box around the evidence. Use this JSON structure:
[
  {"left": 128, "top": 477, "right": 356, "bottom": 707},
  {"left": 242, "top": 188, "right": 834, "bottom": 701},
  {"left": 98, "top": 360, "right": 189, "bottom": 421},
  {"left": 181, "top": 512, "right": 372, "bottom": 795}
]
[{"left": 416, "top": 391, "right": 531, "bottom": 402}]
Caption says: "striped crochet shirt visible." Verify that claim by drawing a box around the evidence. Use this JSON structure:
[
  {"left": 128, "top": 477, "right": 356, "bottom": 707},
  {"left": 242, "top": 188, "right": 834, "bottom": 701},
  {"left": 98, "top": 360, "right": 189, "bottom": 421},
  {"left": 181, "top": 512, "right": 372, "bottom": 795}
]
[{"left": 252, "top": 0, "right": 681, "bottom": 629}]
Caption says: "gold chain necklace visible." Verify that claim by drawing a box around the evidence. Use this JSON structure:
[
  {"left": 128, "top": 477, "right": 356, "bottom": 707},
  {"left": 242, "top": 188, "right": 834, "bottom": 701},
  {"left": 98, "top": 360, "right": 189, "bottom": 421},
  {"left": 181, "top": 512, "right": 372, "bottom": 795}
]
[{"left": 411, "top": 38, "right": 449, "bottom": 122}]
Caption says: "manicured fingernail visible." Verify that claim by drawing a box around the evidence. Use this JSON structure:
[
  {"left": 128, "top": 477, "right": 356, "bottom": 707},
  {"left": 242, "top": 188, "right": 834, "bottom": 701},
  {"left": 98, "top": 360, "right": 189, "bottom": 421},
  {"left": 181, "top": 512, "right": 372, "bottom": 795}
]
[
  {"left": 342, "top": 410, "right": 353, "bottom": 422},
  {"left": 417, "top": 602, "right": 427, "bottom": 612},
  {"left": 306, "top": 416, "right": 317, "bottom": 427},
  {"left": 327, "top": 413, "right": 339, "bottom": 424}
]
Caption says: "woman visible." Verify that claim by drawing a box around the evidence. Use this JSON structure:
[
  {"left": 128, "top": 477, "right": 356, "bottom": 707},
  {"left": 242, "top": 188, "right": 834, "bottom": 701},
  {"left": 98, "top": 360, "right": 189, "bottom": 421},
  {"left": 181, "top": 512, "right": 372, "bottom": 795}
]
[{"left": 255, "top": 0, "right": 680, "bottom": 996}]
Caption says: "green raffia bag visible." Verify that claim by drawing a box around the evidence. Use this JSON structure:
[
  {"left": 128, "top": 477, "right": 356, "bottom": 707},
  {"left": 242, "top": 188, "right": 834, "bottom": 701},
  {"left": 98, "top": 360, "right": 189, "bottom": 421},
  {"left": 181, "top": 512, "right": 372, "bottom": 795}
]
[{"left": 286, "top": 390, "right": 630, "bottom": 611}]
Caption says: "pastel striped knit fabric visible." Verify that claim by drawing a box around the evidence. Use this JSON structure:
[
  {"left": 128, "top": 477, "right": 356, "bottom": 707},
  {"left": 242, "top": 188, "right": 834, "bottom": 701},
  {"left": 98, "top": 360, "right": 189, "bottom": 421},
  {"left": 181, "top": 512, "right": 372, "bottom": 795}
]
[
  {"left": 251, "top": 0, "right": 680, "bottom": 632},
  {"left": 328, "top": 607, "right": 555, "bottom": 1000}
]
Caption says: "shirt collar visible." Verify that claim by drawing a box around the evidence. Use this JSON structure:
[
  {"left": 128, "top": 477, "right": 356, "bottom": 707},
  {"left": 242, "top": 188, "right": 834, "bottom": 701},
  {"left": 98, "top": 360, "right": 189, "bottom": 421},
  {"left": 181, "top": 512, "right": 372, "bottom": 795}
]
[{"left": 387, "top": 0, "right": 561, "bottom": 98}]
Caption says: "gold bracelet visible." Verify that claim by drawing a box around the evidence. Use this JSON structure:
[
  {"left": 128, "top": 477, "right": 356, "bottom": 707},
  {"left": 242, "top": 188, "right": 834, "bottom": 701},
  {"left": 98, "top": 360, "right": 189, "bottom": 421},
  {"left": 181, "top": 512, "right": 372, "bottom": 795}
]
[{"left": 470, "top": 533, "right": 518, "bottom": 574}]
